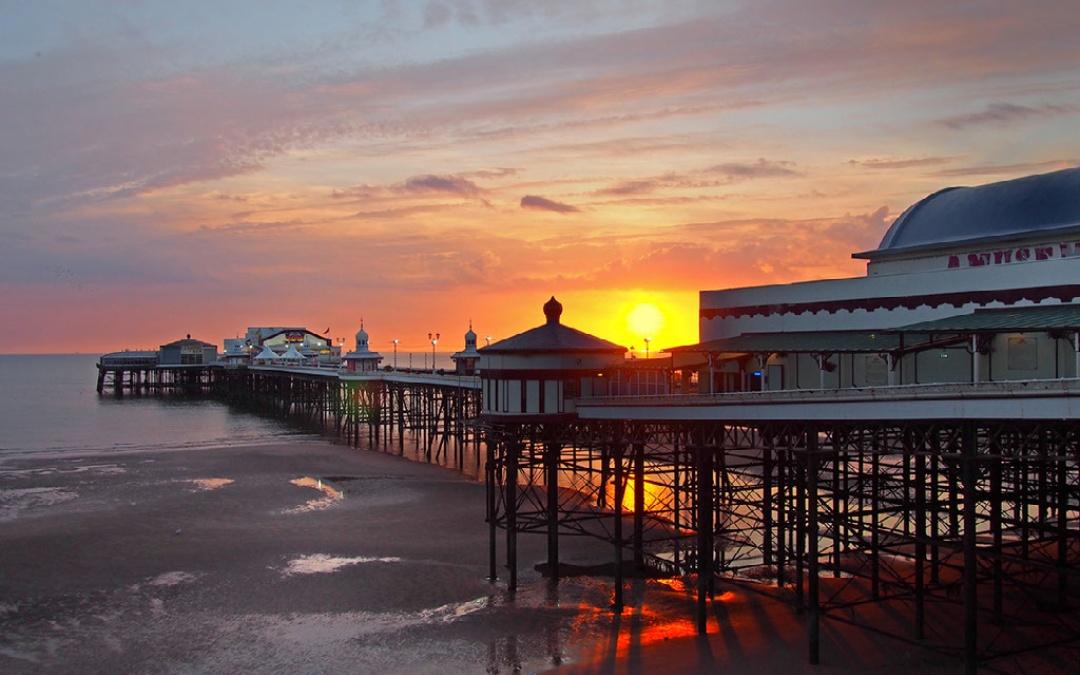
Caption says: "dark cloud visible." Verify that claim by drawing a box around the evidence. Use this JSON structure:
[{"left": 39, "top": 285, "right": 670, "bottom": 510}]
[
  {"left": 399, "top": 174, "right": 486, "bottom": 197},
  {"left": 938, "top": 102, "right": 1076, "bottom": 129},
  {"left": 520, "top": 195, "right": 579, "bottom": 214},
  {"left": 706, "top": 158, "right": 800, "bottom": 180},
  {"left": 595, "top": 180, "right": 659, "bottom": 196}
]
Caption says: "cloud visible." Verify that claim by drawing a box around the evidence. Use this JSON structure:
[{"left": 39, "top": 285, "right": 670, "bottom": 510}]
[
  {"left": 595, "top": 180, "right": 659, "bottom": 196},
  {"left": 932, "top": 159, "right": 1078, "bottom": 178},
  {"left": 520, "top": 195, "right": 579, "bottom": 213},
  {"left": 399, "top": 174, "right": 486, "bottom": 198},
  {"left": 937, "top": 102, "right": 1077, "bottom": 129},
  {"left": 706, "top": 158, "right": 800, "bottom": 180},
  {"left": 850, "top": 156, "right": 959, "bottom": 170}
]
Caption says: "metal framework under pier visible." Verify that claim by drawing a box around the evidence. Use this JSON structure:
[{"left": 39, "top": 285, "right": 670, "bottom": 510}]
[
  {"left": 484, "top": 417, "right": 1080, "bottom": 672},
  {"left": 219, "top": 369, "right": 483, "bottom": 474}
]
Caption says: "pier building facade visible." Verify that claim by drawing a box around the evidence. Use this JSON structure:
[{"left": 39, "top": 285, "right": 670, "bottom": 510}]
[
  {"left": 450, "top": 323, "right": 481, "bottom": 375},
  {"left": 342, "top": 322, "right": 382, "bottom": 373},
  {"left": 688, "top": 168, "right": 1080, "bottom": 392},
  {"left": 158, "top": 335, "right": 218, "bottom": 365}
]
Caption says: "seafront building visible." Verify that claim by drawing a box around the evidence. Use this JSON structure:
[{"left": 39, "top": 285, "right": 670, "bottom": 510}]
[{"left": 679, "top": 167, "right": 1080, "bottom": 392}]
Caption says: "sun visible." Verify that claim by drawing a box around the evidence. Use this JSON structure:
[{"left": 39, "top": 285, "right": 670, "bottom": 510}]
[{"left": 626, "top": 303, "right": 665, "bottom": 341}]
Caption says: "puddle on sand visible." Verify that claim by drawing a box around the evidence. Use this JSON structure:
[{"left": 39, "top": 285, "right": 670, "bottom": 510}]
[
  {"left": 187, "top": 478, "right": 234, "bottom": 491},
  {"left": 281, "top": 554, "right": 402, "bottom": 577},
  {"left": 147, "top": 571, "right": 200, "bottom": 587},
  {"left": 282, "top": 477, "right": 343, "bottom": 514},
  {"left": 0, "top": 487, "right": 78, "bottom": 521}
]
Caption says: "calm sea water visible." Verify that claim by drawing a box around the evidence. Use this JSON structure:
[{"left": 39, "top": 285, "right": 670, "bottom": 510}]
[{"left": 0, "top": 354, "right": 310, "bottom": 460}]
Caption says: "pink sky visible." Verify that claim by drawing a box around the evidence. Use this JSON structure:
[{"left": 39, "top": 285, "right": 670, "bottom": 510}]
[{"left": 2, "top": 1, "right": 1080, "bottom": 353}]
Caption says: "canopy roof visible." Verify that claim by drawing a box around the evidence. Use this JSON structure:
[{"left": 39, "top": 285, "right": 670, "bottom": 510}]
[
  {"left": 281, "top": 345, "right": 305, "bottom": 360},
  {"left": 855, "top": 167, "right": 1080, "bottom": 259},
  {"left": 894, "top": 303, "right": 1080, "bottom": 333},
  {"left": 480, "top": 296, "right": 626, "bottom": 355},
  {"left": 254, "top": 345, "right": 278, "bottom": 360}
]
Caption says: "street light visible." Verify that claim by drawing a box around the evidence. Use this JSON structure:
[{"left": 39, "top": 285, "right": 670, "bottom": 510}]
[
  {"left": 428, "top": 332, "right": 440, "bottom": 374},
  {"left": 391, "top": 339, "right": 399, "bottom": 370},
  {"left": 644, "top": 337, "right": 652, "bottom": 359}
]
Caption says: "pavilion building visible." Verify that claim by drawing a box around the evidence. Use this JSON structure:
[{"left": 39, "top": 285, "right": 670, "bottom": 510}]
[
  {"left": 479, "top": 297, "right": 626, "bottom": 418},
  {"left": 451, "top": 323, "right": 481, "bottom": 375},
  {"left": 342, "top": 322, "right": 383, "bottom": 373},
  {"left": 680, "top": 167, "right": 1080, "bottom": 392}
]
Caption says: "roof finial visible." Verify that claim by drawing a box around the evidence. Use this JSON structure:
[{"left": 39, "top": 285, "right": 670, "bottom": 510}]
[
  {"left": 543, "top": 296, "right": 563, "bottom": 325},
  {"left": 469, "top": 318, "right": 473, "bottom": 330}
]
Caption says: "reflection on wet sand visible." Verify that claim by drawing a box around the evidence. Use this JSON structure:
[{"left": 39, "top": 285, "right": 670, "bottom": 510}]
[
  {"left": 284, "top": 476, "right": 343, "bottom": 514},
  {"left": 282, "top": 554, "right": 402, "bottom": 577},
  {"left": 188, "top": 478, "right": 234, "bottom": 491}
]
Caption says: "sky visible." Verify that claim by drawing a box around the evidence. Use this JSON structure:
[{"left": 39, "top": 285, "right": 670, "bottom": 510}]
[{"left": 2, "top": 0, "right": 1080, "bottom": 354}]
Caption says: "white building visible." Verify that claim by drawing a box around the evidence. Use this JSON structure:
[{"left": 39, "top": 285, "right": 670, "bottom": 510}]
[
  {"left": 683, "top": 167, "right": 1080, "bottom": 392},
  {"left": 342, "top": 321, "right": 383, "bottom": 373}
]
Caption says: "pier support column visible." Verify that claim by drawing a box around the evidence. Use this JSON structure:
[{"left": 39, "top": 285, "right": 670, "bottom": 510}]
[
  {"left": 633, "top": 442, "right": 645, "bottom": 569},
  {"left": 696, "top": 439, "right": 713, "bottom": 634},
  {"left": 914, "top": 434, "right": 926, "bottom": 640},
  {"left": 546, "top": 441, "right": 560, "bottom": 581},
  {"left": 613, "top": 443, "right": 625, "bottom": 613},
  {"left": 486, "top": 439, "right": 498, "bottom": 582},
  {"left": 961, "top": 422, "right": 979, "bottom": 675},
  {"left": 506, "top": 440, "right": 519, "bottom": 592},
  {"left": 807, "top": 428, "right": 820, "bottom": 666}
]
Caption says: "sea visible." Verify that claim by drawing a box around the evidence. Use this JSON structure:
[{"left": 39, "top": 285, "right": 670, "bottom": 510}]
[{"left": 0, "top": 352, "right": 459, "bottom": 462}]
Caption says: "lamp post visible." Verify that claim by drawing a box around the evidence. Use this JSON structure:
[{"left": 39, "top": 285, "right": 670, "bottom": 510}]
[
  {"left": 485, "top": 336, "right": 492, "bottom": 347},
  {"left": 644, "top": 337, "right": 652, "bottom": 360},
  {"left": 392, "top": 339, "right": 399, "bottom": 370},
  {"left": 428, "top": 332, "right": 440, "bottom": 374}
]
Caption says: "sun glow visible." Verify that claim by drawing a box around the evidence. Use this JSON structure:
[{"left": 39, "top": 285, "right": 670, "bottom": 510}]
[{"left": 627, "top": 303, "right": 665, "bottom": 341}]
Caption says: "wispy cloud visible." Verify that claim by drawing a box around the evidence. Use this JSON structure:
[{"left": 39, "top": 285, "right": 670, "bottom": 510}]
[
  {"left": 706, "top": 159, "right": 800, "bottom": 180},
  {"left": 937, "top": 102, "right": 1077, "bottom": 129},
  {"left": 520, "top": 195, "right": 580, "bottom": 213},
  {"left": 850, "top": 156, "right": 959, "bottom": 170},
  {"left": 932, "top": 159, "right": 1078, "bottom": 178}
]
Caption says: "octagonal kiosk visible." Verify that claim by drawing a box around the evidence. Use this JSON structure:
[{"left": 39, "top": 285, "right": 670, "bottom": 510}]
[
  {"left": 343, "top": 322, "right": 383, "bottom": 373},
  {"left": 478, "top": 296, "right": 626, "bottom": 591}
]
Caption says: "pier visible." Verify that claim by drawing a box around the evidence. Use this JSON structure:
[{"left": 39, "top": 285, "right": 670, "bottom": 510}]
[{"left": 96, "top": 344, "right": 1079, "bottom": 673}]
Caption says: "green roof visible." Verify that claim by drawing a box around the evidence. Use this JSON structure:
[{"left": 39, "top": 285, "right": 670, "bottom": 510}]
[
  {"left": 896, "top": 304, "right": 1080, "bottom": 333},
  {"left": 670, "top": 331, "right": 904, "bottom": 355}
]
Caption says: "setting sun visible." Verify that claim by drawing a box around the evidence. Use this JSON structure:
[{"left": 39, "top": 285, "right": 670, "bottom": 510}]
[{"left": 627, "top": 303, "right": 665, "bottom": 341}]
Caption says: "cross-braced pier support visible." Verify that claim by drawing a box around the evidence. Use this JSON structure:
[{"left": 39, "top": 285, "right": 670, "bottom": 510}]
[{"left": 484, "top": 418, "right": 1080, "bottom": 671}]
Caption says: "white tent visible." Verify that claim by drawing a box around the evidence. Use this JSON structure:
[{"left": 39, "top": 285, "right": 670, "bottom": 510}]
[
  {"left": 281, "top": 344, "right": 305, "bottom": 361},
  {"left": 254, "top": 345, "right": 279, "bottom": 362}
]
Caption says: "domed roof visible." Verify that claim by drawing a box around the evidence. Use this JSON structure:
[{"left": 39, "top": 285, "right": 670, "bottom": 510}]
[
  {"left": 480, "top": 296, "right": 625, "bottom": 354},
  {"left": 856, "top": 167, "right": 1080, "bottom": 259}
]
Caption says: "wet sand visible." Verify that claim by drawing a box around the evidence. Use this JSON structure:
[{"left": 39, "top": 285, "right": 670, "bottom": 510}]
[{"left": 1, "top": 440, "right": 1072, "bottom": 673}]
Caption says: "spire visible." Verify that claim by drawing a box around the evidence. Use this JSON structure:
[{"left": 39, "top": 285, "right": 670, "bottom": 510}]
[{"left": 543, "top": 296, "right": 563, "bottom": 325}]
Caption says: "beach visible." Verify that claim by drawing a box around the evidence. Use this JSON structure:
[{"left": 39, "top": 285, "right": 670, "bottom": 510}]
[{"left": 2, "top": 436, "right": 1076, "bottom": 673}]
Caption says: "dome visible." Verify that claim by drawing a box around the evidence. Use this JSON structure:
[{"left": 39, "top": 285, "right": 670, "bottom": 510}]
[
  {"left": 857, "top": 167, "right": 1080, "bottom": 259},
  {"left": 543, "top": 295, "right": 563, "bottom": 324}
]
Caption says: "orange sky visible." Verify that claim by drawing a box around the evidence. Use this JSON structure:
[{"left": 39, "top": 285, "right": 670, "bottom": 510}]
[{"left": 3, "top": 2, "right": 1080, "bottom": 354}]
